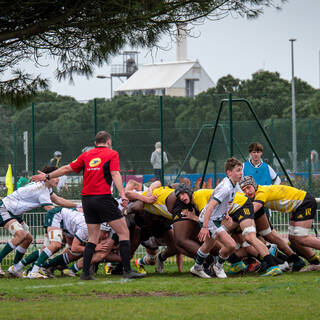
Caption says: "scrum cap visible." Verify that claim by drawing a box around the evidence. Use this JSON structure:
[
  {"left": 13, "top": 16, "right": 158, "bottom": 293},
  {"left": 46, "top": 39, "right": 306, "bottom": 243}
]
[
  {"left": 174, "top": 183, "right": 193, "bottom": 199},
  {"left": 239, "top": 176, "right": 258, "bottom": 191}
]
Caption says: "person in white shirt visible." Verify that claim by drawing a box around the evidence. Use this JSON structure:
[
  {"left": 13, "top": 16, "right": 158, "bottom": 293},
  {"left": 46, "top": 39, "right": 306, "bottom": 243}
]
[
  {"left": 150, "top": 142, "right": 168, "bottom": 181},
  {"left": 190, "top": 158, "right": 243, "bottom": 279},
  {"left": 0, "top": 166, "right": 77, "bottom": 277}
]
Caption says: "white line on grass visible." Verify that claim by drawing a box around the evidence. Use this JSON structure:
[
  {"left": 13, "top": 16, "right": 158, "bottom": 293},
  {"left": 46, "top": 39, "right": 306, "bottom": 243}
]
[{"left": 14, "top": 278, "right": 131, "bottom": 290}]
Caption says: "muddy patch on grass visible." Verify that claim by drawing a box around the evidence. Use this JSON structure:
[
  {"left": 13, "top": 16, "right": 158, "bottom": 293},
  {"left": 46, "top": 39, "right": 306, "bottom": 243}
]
[{"left": 92, "top": 291, "right": 184, "bottom": 299}]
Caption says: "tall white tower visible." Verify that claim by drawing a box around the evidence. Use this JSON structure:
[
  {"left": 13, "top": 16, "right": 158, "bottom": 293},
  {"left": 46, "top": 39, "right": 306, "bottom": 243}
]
[{"left": 176, "top": 24, "right": 188, "bottom": 61}]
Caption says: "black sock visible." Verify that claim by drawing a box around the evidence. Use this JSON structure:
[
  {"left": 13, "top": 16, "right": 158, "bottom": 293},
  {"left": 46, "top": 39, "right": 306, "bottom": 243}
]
[
  {"left": 246, "top": 256, "right": 258, "bottom": 264},
  {"left": 203, "top": 254, "right": 215, "bottom": 268},
  {"left": 83, "top": 242, "right": 96, "bottom": 276},
  {"left": 288, "top": 253, "right": 300, "bottom": 263},
  {"left": 273, "top": 255, "right": 285, "bottom": 264},
  {"left": 119, "top": 240, "right": 131, "bottom": 272},
  {"left": 276, "top": 251, "right": 288, "bottom": 262},
  {"left": 159, "top": 252, "right": 166, "bottom": 262},
  {"left": 263, "top": 254, "right": 276, "bottom": 268},
  {"left": 228, "top": 253, "right": 242, "bottom": 264}
]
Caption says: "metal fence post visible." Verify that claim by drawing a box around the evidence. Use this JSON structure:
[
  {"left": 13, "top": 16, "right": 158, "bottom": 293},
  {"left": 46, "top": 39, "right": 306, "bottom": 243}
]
[
  {"left": 13, "top": 123, "right": 17, "bottom": 189},
  {"left": 94, "top": 98, "right": 97, "bottom": 136},
  {"left": 228, "top": 93, "right": 233, "bottom": 157},
  {"left": 308, "top": 119, "right": 312, "bottom": 193},
  {"left": 160, "top": 95, "right": 164, "bottom": 185},
  {"left": 32, "top": 103, "right": 35, "bottom": 174}
]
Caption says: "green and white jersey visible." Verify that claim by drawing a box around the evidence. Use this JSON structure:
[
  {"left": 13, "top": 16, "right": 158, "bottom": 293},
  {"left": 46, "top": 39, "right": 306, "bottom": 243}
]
[
  {"left": 2, "top": 181, "right": 53, "bottom": 216},
  {"left": 47, "top": 207, "right": 88, "bottom": 243}
]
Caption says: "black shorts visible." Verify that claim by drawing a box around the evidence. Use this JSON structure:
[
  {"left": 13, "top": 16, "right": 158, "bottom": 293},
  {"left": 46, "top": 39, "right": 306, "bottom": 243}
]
[
  {"left": 291, "top": 193, "right": 317, "bottom": 222},
  {"left": 230, "top": 200, "right": 254, "bottom": 224},
  {"left": 137, "top": 213, "right": 171, "bottom": 240},
  {"left": 82, "top": 194, "right": 123, "bottom": 224},
  {"left": 149, "top": 218, "right": 172, "bottom": 239},
  {"left": 254, "top": 207, "right": 266, "bottom": 220}
]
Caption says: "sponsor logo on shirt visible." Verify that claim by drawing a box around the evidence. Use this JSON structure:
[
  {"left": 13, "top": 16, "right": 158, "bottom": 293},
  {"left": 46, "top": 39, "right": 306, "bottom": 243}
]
[{"left": 89, "top": 158, "right": 101, "bottom": 167}]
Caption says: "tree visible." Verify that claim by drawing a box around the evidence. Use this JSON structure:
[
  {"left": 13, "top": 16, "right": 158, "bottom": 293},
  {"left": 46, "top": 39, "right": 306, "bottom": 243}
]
[{"left": 0, "top": 0, "right": 285, "bottom": 105}]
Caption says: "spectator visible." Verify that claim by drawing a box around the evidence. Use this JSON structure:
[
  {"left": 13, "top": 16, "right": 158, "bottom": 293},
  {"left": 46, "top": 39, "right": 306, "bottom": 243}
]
[
  {"left": 49, "top": 151, "right": 62, "bottom": 168},
  {"left": 243, "top": 142, "right": 281, "bottom": 186},
  {"left": 150, "top": 142, "right": 168, "bottom": 181}
]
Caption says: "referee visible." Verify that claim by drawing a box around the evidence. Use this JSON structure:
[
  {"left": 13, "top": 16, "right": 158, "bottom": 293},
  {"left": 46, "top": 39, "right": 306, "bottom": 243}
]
[{"left": 32, "top": 131, "right": 144, "bottom": 280}]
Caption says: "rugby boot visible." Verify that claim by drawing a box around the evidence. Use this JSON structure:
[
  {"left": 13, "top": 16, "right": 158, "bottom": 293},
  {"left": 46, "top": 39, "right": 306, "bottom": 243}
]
[
  {"left": 104, "top": 263, "right": 112, "bottom": 275},
  {"left": 80, "top": 272, "right": 96, "bottom": 280},
  {"left": 135, "top": 259, "right": 147, "bottom": 274},
  {"left": 248, "top": 259, "right": 261, "bottom": 273},
  {"left": 0, "top": 265, "right": 5, "bottom": 277},
  {"left": 155, "top": 254, "right": 164, "bottom": 273},
  {"left": 63, "top": 269, "right": 76, "bottom": 277},
  {"left": 8, "top": 265, "right": 23, "bottom": 278},
  {"left": 260, "top": 265, "right": 282, "bottom": 277},
  {"left": 123, "top": 270, "right": 146, "bottom": 279},
  {"left": 28, "top": 271, "right": 48, "bottom": 279},
  {"left": 213, "top": 263, "right": 227, "bottom": 279},
  {"left": 227, "top": 261, "right": 247, "bottom": 275},
  {"left": 308, "top": 254, "right": 320, "bottom": 265},
  {"left": 190, "top": 265, "right": 211, "bottom": 279}
]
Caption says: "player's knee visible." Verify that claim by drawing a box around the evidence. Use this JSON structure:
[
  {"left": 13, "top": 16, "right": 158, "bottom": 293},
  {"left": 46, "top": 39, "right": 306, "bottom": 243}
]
[
  {"left": 51, "top": 242, "right": 63, "bottom": 252},
  {"left": 259, "top": 227, "right": 272, "bottom": 238},
  {"left": 175, "top": 237, "right": 187, "bottom": 251},
  {"left": 225, "top": 240, "right": 236, "bottom": 253},
  {"left": 25, "top": 232, "right": 33, "bottom": 244}
]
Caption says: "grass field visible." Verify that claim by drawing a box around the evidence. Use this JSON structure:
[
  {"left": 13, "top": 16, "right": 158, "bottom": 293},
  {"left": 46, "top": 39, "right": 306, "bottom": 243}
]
[{"left": 0, "top": 261, "right": 320, "bottom": 320}]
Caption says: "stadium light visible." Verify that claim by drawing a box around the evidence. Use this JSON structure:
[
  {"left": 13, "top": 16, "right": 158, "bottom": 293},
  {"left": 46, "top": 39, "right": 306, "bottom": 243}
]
[{"left": 96, "top": 75, "right": 113, "bottom": 99}]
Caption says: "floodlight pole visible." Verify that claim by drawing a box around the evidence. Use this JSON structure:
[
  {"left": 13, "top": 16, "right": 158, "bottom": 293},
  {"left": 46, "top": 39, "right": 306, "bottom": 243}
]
[{"left": 290, "top": 38, "right": 297, "bottom": 172}]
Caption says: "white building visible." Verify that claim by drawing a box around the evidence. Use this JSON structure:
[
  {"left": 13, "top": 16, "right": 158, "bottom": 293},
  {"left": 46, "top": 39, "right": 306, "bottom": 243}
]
[
  {"left": 114, "top": 25, "right": 214, "bottom": 98},
  {"left": 114, "top": 60, "right": 214, "bottom": 97}
]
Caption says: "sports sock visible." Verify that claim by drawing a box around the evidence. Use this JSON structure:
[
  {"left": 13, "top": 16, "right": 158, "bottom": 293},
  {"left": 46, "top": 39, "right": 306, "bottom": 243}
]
[
  {"left": 275, "top": 251, "right": 288, "bottom": 262},
  {"left": 273, "top": 255, "right": 285, "bottom": 265},
  {"left": 195, "top": 249, "right": 209, "bottom": 268},
  {"left": 158, "top": 251, "right": 166, "bottom": 262},
  {"left": 0, "top": 240, "right": 16, "bottom": 263},
  {"left": 20, "top": 250, "right": 40, "bottom": 267},
  {"left": 70, "top": 263, "right": 79, "bottom": 273},
  {"left": 287, "top": 253, "right": 300, "bottom": 263},
  {"left": 203, "top": 254, "right": 215, "bottom": 269},
  {"left": 13, "top": 246, "right": 27, "bottom": 264},
  {"left": 217, "top": 255, "right": 228, "bottom": 267},
  {"left": 119, "top": 240, "right": 131, "bottom": 272},
  {"left": 262, "top": 254, "right": 277, "bottom": 268},
  {"left": 228, "top": 253, "right": 242, "bottom": 264},
  {"left": 35, "top": 247, "right": 53, "bottom": 267},
  {"left": 139, "top": 257, "right": 146, "bottom": 266},
  {"left": 43, "top": 254, "right": 67, "bottom": 269},
  {"left": 83, "top": 242, "right": 96, "bottom": 276}
]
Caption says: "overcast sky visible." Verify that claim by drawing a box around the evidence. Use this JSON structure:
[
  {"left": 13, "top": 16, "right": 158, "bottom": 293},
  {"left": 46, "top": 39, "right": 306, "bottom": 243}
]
[{"left": 23, "top": 0, "right": 320, "bottom": 101}]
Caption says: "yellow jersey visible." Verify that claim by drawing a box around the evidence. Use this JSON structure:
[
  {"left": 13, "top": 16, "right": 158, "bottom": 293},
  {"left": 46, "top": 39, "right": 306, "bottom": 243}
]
[
  {"left": 192, "top": 189, "right": 249, "bottom": 216},
  {"left": 228, "top": 192, "right": 249, "bottom": 215},
  {"left": 254, "top": 184, "right": 306, "bottom": 213},
  {"left": 192, "top": 189, "right": 214, "bottom": 213},
  {"left": 142, "top": 187, "right": 175, "bottom": 220}
]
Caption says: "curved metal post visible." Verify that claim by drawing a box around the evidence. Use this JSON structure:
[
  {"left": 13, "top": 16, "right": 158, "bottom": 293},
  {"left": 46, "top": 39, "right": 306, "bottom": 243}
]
[{"left": 200, "top": 100, "right": 226, "bottom": 188}]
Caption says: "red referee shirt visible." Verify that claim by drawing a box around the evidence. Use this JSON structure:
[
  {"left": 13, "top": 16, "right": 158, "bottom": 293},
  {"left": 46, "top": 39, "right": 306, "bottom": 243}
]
[{"left": 69, "top": 146, "right": 120, "bottom": 195}]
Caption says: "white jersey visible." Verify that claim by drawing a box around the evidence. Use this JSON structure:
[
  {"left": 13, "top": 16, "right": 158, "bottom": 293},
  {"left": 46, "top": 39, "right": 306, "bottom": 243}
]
[
  {"left": 49, "top": 207, "right": 88, "bottom": 243},
  {"left": 2, "top": 182, "right": 53, "bottom": 216},
  {"left": 206, "top": 177, "right": 237, "bottom": 222}
]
